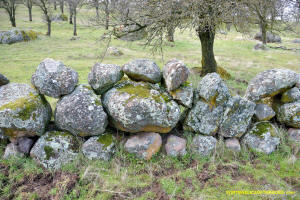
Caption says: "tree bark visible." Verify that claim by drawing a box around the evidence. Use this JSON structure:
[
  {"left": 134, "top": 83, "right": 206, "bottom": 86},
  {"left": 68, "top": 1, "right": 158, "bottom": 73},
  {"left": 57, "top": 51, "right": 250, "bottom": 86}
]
[
  {"left": 95, "top": 5, "right": 99, "bottom": 18},
  {"left": 9, "top": 15, "right": 16, "bottom": 27},
  {"left": 166, "top": 26, "right": 175, "bottom": 42},
  {"left": 54, "top": 0, "right": 57, "bottom": 10},
  {"left": 47, "top": 20, "right": 51, "bottom": 36},
  {"left": 73, "top": 9, "right": 77, "bottom": 36},
  {"left": 105, "top": 1, "right": 109, "bottom": 30},
  {"left": 197, "top": 27, "right": 217, "bottom": 75},
  {"left": 60, "top": 0, "right": 64, "bottom": 14},
  {"left": 69, "top": 7, "right": 73, "bottom": 24},
  {"left": 260, "top": 22, "right": 267, "bottom": 44},
  {"left": 28, "top": 6, "right": 32, "bottom": 21}
]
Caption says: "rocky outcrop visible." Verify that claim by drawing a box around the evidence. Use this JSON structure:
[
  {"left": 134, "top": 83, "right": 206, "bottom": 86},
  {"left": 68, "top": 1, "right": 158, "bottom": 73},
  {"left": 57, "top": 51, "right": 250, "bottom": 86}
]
[
  {"left": 55, "top": 85, "right": 108, "bottom": 137},
  {"left": 122, "top": 59, "right": 162, "bottom": 83},
  {"left": 165, "top": 135, "right": 187, "bottom": 157},
  {"left": 0, "top": 73, "right": 9, "bottom": 86},
  {"left": 102, "top": 80, "right": 180, "bottom": 133},
  {"left": 88, "top": 63, "right": 123, "bottom": 95},
  {"left": 31, "top": 58, "right": 78, "bottom": 98},
  {"left": 0, "top": 83, "right": 51, "bottom": 139}
]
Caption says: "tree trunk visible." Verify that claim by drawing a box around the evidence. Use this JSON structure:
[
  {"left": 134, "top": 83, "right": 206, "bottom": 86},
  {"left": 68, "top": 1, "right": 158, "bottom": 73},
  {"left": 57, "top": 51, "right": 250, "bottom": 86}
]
[
  {"left": 47, "top": 20, "right": 51, "bottom": 36},
  {"left": 60, "top": 0, "right": 64, "bottom": 14},
  {"left": 69, "top": 7, "right": 73, "bottom": 24},
  {"left": 166, "top": 26, "right": 175, "bottom": 42},
  {"left": 95, "top": 5, "right": 99, "bottom": 18},
  {"left": 54, "top": 0, "right": 57, "bottom": 10},
  {"left": 10, "top": 15, "right": 16, "bottom": 27},
  {"left": 28, "top": 7, "right": 32, "bottom": 22},
  {"left": 197, "top": 27, "right": 217, "bottom": 75},
  {"left": 73, "top": 10, "right": 77, "bottom": 36},
  {"left": 260, "top": 22, "right": 267, "bottom": 44},
  {"left": 105, "top": 3, "right": 109, "bottom": 30}
]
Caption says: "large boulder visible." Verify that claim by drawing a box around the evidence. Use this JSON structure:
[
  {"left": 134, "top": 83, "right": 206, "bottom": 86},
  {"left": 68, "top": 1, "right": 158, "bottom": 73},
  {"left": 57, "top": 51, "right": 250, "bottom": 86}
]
[
  {"left": 254, "top": 104, "right": 276, "bottom": 121},
  {"left": 30, "top": 131, "right": 82, "bottom": 169},
  {"left": 124, "top": 132, "right": 162, "bottom": 160},
  {"left": 169, "top": 83, "right": 194, "bottom": 108},
  {"left": 220, "top": 96, "right": 255, "bottom": 138},
  {"left": 88, "top": 63, "right": 123, "bottom": 95},
  {"left": 31, "top": 58, "right": 78, "bottom": 98},
  {"left": 82, "top": 134, "right": 115, "bottom": 161},
  {"left": 165, "top": 135, "right": 187, "bottom": 157},
  {"left": 191, "top": 135, "right": 217, "bottom": 156},
  {"left": 243, "top": 122, "right": 280, "bottom": 154},
  {"left": 254, "top": 32, "right": 281, "bottom": 43},
  {"left": 55, "top": 85, "right": 108, "bottom": 137},
  {"left": 122, "top": 59, "right": 162, "bottom": 83},
  {"left": 276, "top": 101, "right": 300, "bottom": 128},
  {"left": 0, "top": 29, "right": 38, "bottom": 44},
  {"left": 245, "top": 69, "right": 298, "bottom": 102},
  {"left": 0, "top": 83, "right": 51, "bottom": 139},
  {"left": 102, "top": 80, "right": 181, "bottom": 133},
  {"left": 0, "top": 73, "right": 9, "bottom": 86},
  {"left": 163, "top": 59, "right": 189, "bottom": 91},
  {"left": 281, "top": 87, "right": 300, "bottom": 103}
]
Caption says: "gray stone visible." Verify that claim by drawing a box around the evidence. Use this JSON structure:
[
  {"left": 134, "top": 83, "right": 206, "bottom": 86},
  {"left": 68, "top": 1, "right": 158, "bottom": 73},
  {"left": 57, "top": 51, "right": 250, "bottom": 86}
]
[
  {"left": 31, "top": 58, "right": 78, "bottom": 98},
  {"left": 0, "top": 73, "right": 9, "bottom": 86},
  {"left": 191, "top": 135, "right": 217, "bottom": 156},
  {"left": 254, "top": 43, "right": 269, "bottom": 51},
  {"left": 88, "top": 63, "right": 123, "bottom": 95},
  {"left": 0, "top": 83, "right": 52, "bottom": 139},
  {"left": 254, "top": 104, "right": 276, "bottom": 121},
  {"left": 124, "top": 132, "right": 162, "bottom": 160},
  {"left": 245, "top": 69, "right": 298, "bottom": 102},
  {"left": 281, "top": 87, "right": 300, "bottom": 103},
  {"left": 254, "top": 32, "right": 281, "bottom": 43},
  {"left": 122, "top": 59, "right": 162, "bottom": 83},
  {"left": 169, "top": 83, "right": 193, "bottom": 108},
  {"left": 243, "top": 122, "right": 280, "bottom": 154},
  {"left": 292, "top": 39, "right": 300, "bottom": 44},
  {"left": 52, "top": 14, "right": 67, "bottom": 22},
  {"left": 288, "top": 128, "right": 300, "bottom": 142},
  {"left": 220, "top": 96, "right": 255, "bottom": 138},
  {"left": 276, "top": 101, "right": 300, "bottom": 128},
  {"left": 225, "top": 138, "right": 241, "bottom": 152},
  {"left": 82, "top": 134, "right": 115, "bottom": 161},
  {"left": 102, "top": 80, "right": 181, "bottom": 133},
  {"left": 30, "top": 131, "right": 82, "bottom": 170},
  {"left": 107, "top": 46, "right": 123, "bottom": 56},
  {"left": 0, "top": 29, "right": 37, "bottom": 44},
  {"left": 163, "top": 59, "right": 189, "bottom": 91},
  {"left": 165, "top": 135, "right": 187, "bottom": 157},
  {"left": 14, "top": 137, "right": 34, "bottom": 155},
  {"left": 55, "top": 85, "right": 108, "bottom": 137},
  {"left": 3, "top": 143, "right": 24, "bottom": 159}
]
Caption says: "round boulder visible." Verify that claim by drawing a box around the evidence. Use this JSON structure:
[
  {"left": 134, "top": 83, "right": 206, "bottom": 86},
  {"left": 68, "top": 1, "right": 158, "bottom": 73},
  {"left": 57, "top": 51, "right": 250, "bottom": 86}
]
[
  {"left": 122, "top": 59, "right": 162, "bottom": 83},
  {"left": 88, "top": 63, "right": 123, "bottom": 95},
  {"left": 0, "top": 83, "right": 51, "bottom": 138},
  {"left": 102, "top": 80, "right": 181, "bottom": 133},
  {"left": 31, "top": 58, "right": 78, "bottom": 98},
  {"left": 55, "top": 85, "right": 108, "bottom": 137}
]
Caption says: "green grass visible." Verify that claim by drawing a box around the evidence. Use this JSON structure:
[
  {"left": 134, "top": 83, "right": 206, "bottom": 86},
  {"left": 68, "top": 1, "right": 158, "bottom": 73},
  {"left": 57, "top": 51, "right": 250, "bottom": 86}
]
[{"left": 1, "top": 5, "right": 300, "bottom": 200}]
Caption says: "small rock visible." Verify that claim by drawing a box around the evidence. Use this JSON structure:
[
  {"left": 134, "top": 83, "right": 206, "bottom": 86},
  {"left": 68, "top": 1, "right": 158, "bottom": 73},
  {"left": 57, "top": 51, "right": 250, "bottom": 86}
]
[
  {"left": 288, "top": 128, "right": 300, "bottom": 142},
  {"left": 122, "top": 59, "right": 162, "bottom": 83},
  {"left": 70, "top": 36, "right": 80, "bottom": 41},
  {"left": 124, "top": 132, "right": 162, "bottom": 160},
  {"left": 243, "top": 122, "right": 280, "bottom": 154},
  {"left": 3, "top": 143, "right": 24, "bottom": 159},
  {"left": 30, "top": 131, "right": 83, "bottom": 169},
  {"left": 281, "top": 87, "right": 300, "bottom": 103},
  {"left": 107, "top": 46, "right": 123, "bottom": 56},
  {"left": 82, "top": 134, "right": 115, "bottom": 161},
  {"left": 31, "top": 58, "right": 78, "bottom": 98},
  {"left": 163, "top": 59, "right": 189, "bottom": 91},
  {"left": 0, "top": 73, "right": 9, "bottom": 86},
  {"left": 276, "top": 101, "right": 300, "bottom": 128},
  {"left": 55, "top": 85, "right": 108, "bottom": 137},
  {"left": 88, "top": 63, "right": 123, "bottom": 95},
  {"left": 254, "top": 104, "right": 276, "bottom": 121},
  {"left": 165, "top": 135, "right": 187, "bottom": 157},
  {"left": 225, "top": 138, "right": 241, "bottom": 152},
  {"left": 52, "top": 14, "right": 68, "bottom": 21},
  {"left": 254, "top": 43, "right": 269, "bottom": 51},
  {"left": 16, "top": 137, "right": 34, "bottom": 154},
  {"left": 191, "top": 135, "right": 217, "bottom": 156},
  {"left": 292, "top": 39, "right": 300, "bottom": 44},
  {"left": 169, "top": 83, "right": 194, "bottom": 108}
]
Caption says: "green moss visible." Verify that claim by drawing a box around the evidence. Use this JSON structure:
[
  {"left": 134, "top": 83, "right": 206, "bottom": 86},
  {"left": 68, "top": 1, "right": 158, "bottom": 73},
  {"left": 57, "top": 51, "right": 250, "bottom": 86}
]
[
  {"left": 250, "top": 122, "right": 278, "bottom": 138},
  {"left": 94, "top": 99, "right": 102, "bottom": 106},
  {"left": 97, "top": 134, "right": 114, "bottom": 149},
  {"left": 44, "top": 145, "right": 55, "bottom": 160},
  {"left": 25, "top": 30, "right": 38, "bottom": 40}
]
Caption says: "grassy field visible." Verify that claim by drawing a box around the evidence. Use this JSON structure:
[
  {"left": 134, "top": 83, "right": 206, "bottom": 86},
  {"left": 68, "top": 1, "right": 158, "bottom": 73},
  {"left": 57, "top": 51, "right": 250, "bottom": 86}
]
[{"left": 1, "top": 5, "right": 300, "bottom": 200}]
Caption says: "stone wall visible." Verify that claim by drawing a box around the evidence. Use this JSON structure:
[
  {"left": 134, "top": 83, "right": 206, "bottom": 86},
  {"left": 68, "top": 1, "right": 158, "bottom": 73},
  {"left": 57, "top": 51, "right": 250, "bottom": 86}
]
[{"left": 0, "top": 58, "right": 299, "bottom": 169}]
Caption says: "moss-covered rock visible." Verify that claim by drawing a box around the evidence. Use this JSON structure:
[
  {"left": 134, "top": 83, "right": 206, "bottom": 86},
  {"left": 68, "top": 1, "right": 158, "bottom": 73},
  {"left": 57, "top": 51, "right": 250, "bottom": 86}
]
[{"left": 0, "top": 29, "right": 38, "bottom": 44}]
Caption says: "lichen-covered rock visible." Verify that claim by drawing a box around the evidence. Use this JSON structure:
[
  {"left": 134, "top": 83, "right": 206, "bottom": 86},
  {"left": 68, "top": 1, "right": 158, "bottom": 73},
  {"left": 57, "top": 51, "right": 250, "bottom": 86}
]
[
  {"left": 225, "top": 138, "right": 241, "bottom": 152},
  {"left": 3, "top": 143, "right": 24, "bottom": 159},
  {"left": 281, "top": 87, "right": 300, "bottom": 103},
  {"left": 107, "top": 46, "right": 123, "bottom": 56},
  {"left": 243, "top": 122, "right": 280, "bottom": 154},
  {"left": 254, "top": 32, "right": 281, "bottom": 43},
  {"left": 191, "top": 135, "right": 217, "bottom": 156},
  {"left": 124, "top": 132, "right": 162, "bottom": 160},
  {"left": 55, "top": 85, "right": 108, "bottom": 137},
  {"left": 245, "top": 69, "right": 298, "bottom": 102},
  {"left": 30, "top": 131, "right": 82, "bottom": 169},
  {"left": 220, "top": 96, "right": 255, "bottom": 138},
  {"left": 0, "top": 29, "right": 38, "bottom": 44},
  {"left": 163, "top": 59, "right": 189, "bottom": 91},
  {"left": 88, "top": 63, "right": 123, "bottom": 95},
  {"left": 31, "top": 58, "right": 78, "bottom": 98},
  {"left": 169, "top": 83, "right": 193, "bottom": 108},
  {"left": 165, "top": 135, "right": 187, "bottom": 157},
  {"left": 276, "top": 101, "right": 300, "bottom": 128},
  {"left": 288, "top": 128, "right": 300, "bottom": 142},
  {"left": 0, "top": 73, "right": 9, "bottom": 86},
  {"left": 122, "top": 59, "right": 162, "bottom": 83},
  {"left": 51, "top": 13, "right": 68, "bottom": 21},
  {"left": 0, "top": 83, "right": 52, "bottom": 138},
  {"left": 254, "top": 104, "right": 276, "bottom": 121},
  {"left": 102, "top": 80, "right": 180, "bottom": 133},
  {"left": 82, "top": 134, "right": 115, "bottom": 161}
]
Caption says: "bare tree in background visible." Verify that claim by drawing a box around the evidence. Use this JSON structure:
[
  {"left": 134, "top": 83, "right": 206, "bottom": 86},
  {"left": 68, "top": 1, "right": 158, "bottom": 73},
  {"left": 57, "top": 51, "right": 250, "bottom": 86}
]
[
  {"left": 91, "top": 0, "right": 117, "bottom": 30},
  {"left": 54, "top": 0, "right": 56, "bottom": 10},
  {"left": 35, "top": 0, "right": 53, "bottom": 36},
  {"left": 0, "top": 0, "right": 17, "bottom": 27},
  {"left": 67, "top": 0, "right": 73, "bottom": 24},
  {"left": 67, "top": 0, "right": 85, "bottom": 36},
  {"left": 24, "top": 0, "right": 33, "bottom": 21},
  {"left": 60, "top": 0, "right": 64, "bottom": 13}
]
